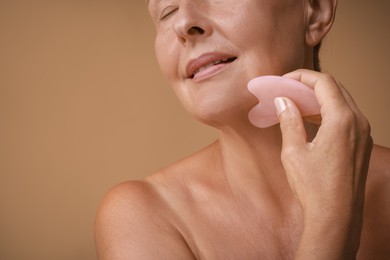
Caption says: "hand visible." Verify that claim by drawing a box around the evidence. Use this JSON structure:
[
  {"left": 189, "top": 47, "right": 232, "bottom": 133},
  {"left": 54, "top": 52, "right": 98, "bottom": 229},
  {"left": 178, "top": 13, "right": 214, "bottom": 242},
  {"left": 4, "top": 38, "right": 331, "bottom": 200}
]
[{"left": 275, "top": 69, "right": 373, "bottom": 259}]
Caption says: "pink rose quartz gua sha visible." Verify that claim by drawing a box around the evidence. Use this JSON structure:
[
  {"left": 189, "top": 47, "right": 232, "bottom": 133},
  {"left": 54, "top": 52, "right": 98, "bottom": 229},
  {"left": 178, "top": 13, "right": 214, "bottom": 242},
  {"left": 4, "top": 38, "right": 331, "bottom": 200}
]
[{"left": 247, "top": 75, "right": 321, "bottom": 128}]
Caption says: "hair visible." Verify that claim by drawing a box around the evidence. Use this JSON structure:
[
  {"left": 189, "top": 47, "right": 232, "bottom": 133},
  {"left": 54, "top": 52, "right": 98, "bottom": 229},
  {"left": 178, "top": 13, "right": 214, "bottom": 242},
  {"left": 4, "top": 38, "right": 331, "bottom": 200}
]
[{"left": 313, "top": 42, "right": 322, "bottom": 72}]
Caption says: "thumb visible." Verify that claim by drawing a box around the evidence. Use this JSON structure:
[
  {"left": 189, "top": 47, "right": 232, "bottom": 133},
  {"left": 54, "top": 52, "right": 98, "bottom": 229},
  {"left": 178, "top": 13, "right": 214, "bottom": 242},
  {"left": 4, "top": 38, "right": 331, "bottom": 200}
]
[{"left": 274, "top": 97, "right": 307, "bottom": 148}]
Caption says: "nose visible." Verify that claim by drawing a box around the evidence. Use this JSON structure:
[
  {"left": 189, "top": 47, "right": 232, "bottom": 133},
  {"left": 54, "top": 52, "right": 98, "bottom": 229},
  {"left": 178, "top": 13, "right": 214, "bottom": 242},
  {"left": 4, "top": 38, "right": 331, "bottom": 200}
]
[{"left": 173, "top": 3, "right": 212, "bottom": 45}]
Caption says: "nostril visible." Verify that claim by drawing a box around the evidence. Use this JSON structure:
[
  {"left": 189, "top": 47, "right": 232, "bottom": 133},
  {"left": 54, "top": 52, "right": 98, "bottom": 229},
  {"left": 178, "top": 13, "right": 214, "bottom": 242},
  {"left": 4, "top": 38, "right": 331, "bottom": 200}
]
[{"left": 187, "top": 26, "right": 205, "bottom": 35}]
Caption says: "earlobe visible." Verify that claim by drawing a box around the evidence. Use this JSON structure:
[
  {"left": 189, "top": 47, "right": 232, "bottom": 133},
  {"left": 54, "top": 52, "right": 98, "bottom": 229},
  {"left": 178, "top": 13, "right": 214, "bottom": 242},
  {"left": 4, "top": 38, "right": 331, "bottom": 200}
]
[{"left": 305, "top": 0, "right": 338, "bottom": 46}]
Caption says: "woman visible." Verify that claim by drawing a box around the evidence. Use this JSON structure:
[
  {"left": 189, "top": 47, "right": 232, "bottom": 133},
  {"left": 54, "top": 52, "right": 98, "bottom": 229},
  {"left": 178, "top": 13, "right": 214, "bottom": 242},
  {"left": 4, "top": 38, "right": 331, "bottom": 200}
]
[{"left": 95, "top": 0, "right": 390, "bottom": 258}]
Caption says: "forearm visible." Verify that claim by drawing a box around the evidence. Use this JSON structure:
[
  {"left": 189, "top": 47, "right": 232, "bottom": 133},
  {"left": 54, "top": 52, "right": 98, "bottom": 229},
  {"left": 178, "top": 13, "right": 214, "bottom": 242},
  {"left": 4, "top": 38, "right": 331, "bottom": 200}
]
[
  {"left": 276, "top": 70, "right": 372, "bottom": 259},
  {"left": 295, "top": 212, "right": 363, "bottom": 259}
]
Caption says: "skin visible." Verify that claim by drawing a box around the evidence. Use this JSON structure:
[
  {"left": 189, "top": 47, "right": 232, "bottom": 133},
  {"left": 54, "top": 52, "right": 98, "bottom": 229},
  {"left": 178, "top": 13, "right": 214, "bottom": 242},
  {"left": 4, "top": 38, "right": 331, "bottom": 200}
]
[{"left": 95, "top": 0, "right": 390, "bottom": 259}]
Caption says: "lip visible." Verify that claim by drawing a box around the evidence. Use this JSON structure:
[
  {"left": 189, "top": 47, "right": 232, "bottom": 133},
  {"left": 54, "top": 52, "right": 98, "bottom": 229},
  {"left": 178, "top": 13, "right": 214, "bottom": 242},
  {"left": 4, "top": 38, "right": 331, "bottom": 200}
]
[{"left": 185, "top": 52, "right": 237, "bottom": 81}]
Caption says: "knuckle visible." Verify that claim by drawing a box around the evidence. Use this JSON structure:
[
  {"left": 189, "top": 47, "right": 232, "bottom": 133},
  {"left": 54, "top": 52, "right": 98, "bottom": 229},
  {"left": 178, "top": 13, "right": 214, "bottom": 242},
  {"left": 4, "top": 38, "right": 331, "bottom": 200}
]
[
  {"left": 343, "top": 109, "right": 356, "bottom": 125},
  {"left": 368, "top": 135, "right": 374, "bottom": 149},
  {"left": 319, "top": 73, "right": 336, "bottom": 84},
  {"left": 337, "top": 110, "right": 372, "bottom": 147},
  {"left": 360, "top": 118, "right": 371, "bottom": 136},
  {"left": 340, "top": 110, "right": 371, "bottom": 136},
  {"left": 332, "top": 108, "right": 355, "bottom": 127}
]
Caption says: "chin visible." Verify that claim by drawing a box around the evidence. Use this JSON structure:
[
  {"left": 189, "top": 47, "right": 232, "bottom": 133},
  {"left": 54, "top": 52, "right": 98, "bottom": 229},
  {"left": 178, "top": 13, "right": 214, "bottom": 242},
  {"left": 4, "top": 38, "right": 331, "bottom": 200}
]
[
  {"left": 185, "top": 91, "right": 257, "bottom": 129},
  {"left": 172, "top": 70, "right": 258, "bottom": 128}
]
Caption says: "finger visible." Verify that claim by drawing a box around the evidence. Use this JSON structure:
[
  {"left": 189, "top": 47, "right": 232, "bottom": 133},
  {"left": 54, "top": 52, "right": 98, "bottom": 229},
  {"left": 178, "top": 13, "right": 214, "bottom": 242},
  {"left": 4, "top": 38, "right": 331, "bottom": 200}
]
[
  {"left": 338, "top": 83, "right": 372, "bottom": 147},
  {"left": 283, "top": 70, "right": 355, "bottom": 146},
  {"left": 337, "top": 82, "right": 366, "bottom": 120},
  {"left": 274, "top": 97, "right": 307, "bottom": 149},
  {"left": 283, "top": 69, "right": 348, "bottom": 115}
]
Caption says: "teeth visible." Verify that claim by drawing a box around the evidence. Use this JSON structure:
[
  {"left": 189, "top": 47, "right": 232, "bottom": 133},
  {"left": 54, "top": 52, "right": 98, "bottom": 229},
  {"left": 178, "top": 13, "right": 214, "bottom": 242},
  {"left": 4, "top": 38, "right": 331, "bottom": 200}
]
[
  {"left": 191, "top": 57, "right": 236, "bottom": 78},
  {"left": 194, "top": 59, "right": 226, "bottom": 75}
]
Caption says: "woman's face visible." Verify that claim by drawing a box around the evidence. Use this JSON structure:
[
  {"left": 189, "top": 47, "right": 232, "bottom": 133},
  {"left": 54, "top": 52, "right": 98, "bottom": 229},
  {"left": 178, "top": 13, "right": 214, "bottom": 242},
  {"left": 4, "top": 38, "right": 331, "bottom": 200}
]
[{"left": 148, "top": 0, "right": 311, "bottom": 126}]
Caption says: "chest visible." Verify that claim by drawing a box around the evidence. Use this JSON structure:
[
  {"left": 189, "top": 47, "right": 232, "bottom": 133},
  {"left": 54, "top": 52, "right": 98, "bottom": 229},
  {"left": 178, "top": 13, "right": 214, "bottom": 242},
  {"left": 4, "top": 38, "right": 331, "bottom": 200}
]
[{"left": 177, "top": 201, "right": 302, "bottom": 259}]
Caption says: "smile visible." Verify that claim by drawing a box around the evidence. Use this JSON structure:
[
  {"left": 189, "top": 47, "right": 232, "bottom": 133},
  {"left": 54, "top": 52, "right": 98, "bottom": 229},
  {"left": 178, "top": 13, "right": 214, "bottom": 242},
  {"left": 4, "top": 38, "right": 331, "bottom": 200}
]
[
  {"left": 186, "top": 52, "right": 237, "bottom": 81},
  {"left": 191, "top": 57, "right": 237, "bottom": 78}
]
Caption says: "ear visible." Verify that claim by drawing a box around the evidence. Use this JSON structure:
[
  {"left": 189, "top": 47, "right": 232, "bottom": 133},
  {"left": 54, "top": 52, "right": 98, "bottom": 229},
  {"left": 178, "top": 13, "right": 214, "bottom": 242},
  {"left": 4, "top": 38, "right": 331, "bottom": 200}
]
[{"left": 305, "top": 0, "right": 338, "bottom": 46}]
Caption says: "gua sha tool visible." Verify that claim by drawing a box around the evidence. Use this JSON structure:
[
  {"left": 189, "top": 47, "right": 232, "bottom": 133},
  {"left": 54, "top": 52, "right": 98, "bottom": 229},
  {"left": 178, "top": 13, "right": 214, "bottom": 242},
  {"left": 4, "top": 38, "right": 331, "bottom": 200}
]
[{"left": 247, "top": 75, "right": 321, "bottom": 128}]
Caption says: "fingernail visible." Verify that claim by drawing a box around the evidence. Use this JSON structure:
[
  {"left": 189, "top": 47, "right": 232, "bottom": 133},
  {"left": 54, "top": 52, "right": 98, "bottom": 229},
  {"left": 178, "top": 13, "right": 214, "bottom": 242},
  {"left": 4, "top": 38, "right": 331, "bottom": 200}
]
[{"left": 274, "top": 97, "right": 287, "bottom": 115}]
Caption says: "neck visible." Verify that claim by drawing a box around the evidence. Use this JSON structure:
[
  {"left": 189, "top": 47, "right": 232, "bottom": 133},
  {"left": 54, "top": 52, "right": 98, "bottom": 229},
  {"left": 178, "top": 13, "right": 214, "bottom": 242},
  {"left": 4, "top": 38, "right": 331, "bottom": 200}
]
[{"left": 213, "top": 121, "right": 318, "bottom": 208}]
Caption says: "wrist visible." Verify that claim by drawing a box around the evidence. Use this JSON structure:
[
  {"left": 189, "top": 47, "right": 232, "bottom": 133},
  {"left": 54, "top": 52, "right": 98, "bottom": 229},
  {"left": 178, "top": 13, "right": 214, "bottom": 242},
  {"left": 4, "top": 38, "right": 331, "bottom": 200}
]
[{"left": 296, "top": 207, "right": 364, "bottom": 259}]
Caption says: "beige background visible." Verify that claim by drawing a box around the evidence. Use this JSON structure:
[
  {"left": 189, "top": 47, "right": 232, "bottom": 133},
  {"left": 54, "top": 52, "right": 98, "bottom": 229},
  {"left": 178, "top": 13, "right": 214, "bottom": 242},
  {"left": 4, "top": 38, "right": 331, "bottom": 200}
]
[{"left": 1, "top": 1, "right": 389, "bottom": 259}]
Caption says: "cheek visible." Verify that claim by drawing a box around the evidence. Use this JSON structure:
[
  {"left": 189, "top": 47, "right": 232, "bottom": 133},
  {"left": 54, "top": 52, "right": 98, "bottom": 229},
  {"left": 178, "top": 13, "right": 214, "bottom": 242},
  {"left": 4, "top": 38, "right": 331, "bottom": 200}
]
[
  {"left": 154, "top": 32, "right": 179, "bottom": 83},
  {"left": 233, "top": 2, "right": 306, "bottom": 68},
  {"left": 241, "top": 21, "right": 306, "bottom": 73}
]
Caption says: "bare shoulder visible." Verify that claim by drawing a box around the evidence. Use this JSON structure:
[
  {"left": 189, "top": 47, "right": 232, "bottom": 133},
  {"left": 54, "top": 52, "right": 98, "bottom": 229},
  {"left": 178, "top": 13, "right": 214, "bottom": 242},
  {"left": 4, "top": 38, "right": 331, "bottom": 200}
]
[
  {"left": 367, "top": 144, "right": 390, "bottom": 196},
  {"left": 370, "top": 144, "right": 390, "bottom": 173},
  {"left": 360, "top": 144, "right": 390, "bottom": 258},
  {"left": 94, "top": 180, "right": 195, "bottom": 259},
  {"left": 95, "top": 143, "right": 217, "bottom": 259}
]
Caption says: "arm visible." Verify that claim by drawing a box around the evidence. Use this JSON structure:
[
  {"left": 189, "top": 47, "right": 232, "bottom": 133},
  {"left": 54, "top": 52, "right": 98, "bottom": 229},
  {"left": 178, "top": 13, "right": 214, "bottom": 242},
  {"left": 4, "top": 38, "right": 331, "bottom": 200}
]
[
  {"left": 94, "top": 181, "right": 195, "bottom": 260},
  {"left": 275, "top": 69, "right": 373, "bottom": 259},
  {"left": 359, "top": 145, "right": 390, "bottom": 257}
]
